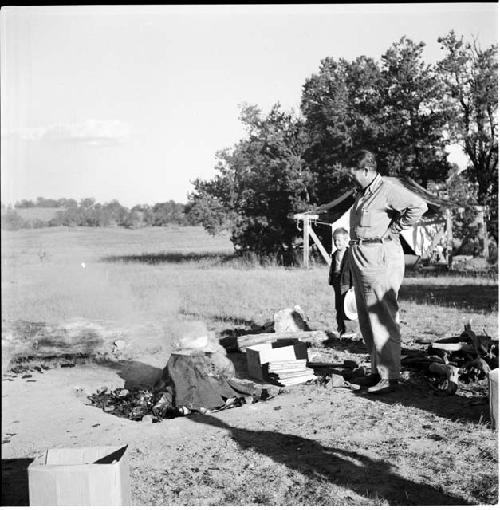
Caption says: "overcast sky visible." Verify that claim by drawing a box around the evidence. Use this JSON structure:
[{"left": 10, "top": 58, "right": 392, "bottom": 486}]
[{"left": 1, "top": 4, "right": 498, "bottom": 207}]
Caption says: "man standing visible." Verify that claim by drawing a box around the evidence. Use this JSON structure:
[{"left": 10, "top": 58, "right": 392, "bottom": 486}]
[{"left": 347, "top": 150, "right": 427, "bottom": 394}]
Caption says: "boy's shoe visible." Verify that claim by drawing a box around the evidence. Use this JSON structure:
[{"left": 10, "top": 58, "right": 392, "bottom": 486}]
[
  {"left": 350, "top": 373, "right": 380, "bottom": 387},
  {"left": 367, "top": 379, "right": 399, "bottom": 394}
]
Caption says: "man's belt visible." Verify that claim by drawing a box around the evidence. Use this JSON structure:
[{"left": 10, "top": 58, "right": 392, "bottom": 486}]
[{"left": 349, "top": 235, "right": 394, "bottom": 246}]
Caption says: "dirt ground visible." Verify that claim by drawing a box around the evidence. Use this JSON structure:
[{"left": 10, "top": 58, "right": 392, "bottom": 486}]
[
  {"left": 2, "top": 227, "right": 497, "bottom": 505},
  {"left": 2, "top": 335, "right": 498, "bottom": 506}
]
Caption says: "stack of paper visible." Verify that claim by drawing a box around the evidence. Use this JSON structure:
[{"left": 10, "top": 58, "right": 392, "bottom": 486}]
[{"left": 267, "top": 359, "right": 317, "bottom": 386}]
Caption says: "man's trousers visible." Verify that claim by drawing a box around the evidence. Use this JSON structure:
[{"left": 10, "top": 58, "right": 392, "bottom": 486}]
[{"left": 348, "top": 240, "right": 405, "bottom": 380}]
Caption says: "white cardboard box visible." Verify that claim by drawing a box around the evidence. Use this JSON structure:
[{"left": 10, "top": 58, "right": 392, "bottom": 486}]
[
  {"left": 246, "top": 341, "right": 308, "bottom": 381},
  {"left": 28, "top": 445, "right": 130, "bottom": 506}
]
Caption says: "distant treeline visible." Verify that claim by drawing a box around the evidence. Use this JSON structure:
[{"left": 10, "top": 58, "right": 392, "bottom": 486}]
[
  {"left": 1, "top": 198, "right": 201, "bottom": 230},
  {"left": 14, "top": 197, "right": 80, "bottom": 208}
]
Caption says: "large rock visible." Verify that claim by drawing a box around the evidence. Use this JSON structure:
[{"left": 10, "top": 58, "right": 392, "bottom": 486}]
[{"left": 273, "top": 306, "right": 310, "bottom": 333}]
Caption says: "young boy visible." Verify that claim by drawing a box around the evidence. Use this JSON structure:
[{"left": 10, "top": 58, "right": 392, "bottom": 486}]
[{"left": 328, "top": 227, "right": 354, "bottom": 336}]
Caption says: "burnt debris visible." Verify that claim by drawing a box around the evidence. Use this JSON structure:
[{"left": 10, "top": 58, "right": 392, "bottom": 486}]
[
  {"left": 87, "top": 386, "right": 264, "bottom": 423},
  {"left": 402, "top": 323, "right": 498, "bottom": 395}
]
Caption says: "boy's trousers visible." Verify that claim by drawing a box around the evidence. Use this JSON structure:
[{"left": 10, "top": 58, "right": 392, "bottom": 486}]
[
  {"left": 332, "top": 278, "right": 346, "bottom": 333},
  {"left": 348, "top": 239, "right": 404, "bottom": 380}
]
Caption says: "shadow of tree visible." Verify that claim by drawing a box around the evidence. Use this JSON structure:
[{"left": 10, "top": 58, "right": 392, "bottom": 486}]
[
  {"left": 100, "top": 251, "right": 236, "bottom": 265},
  {"left": 188, "top": 414, "right": 469, "bottom": 505},
  {"left": 1, "top": 458, "right": 33, "bottom": 506},
  {"left": 399, "top": 283, "right": 498, "bottom": 312}
]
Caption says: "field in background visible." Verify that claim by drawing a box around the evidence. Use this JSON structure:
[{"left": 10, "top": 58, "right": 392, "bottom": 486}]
[{"left": 2, "top": 225, "right": 498, "bottom": 343}]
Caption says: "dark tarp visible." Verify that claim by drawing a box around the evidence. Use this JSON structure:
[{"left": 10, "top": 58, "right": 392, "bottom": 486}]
[{"left": 161, "top": 350, "right": 239, "bottom": 409}]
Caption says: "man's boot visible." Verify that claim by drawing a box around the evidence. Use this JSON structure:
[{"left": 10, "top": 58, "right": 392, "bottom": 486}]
[
  {"left": 367, "top": 378, "right": 399, "bottom": 394},
  {"left": 349, "top": 372, "right": 380, "bottom": 387}
]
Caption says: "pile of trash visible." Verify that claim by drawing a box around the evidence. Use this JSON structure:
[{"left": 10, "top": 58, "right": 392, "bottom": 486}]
[
  {"left": 87, "top": 386, "right": 263, "bottom": 423},
  {"left": 310, "top": 323, "right": 497, "bottom": 397},
  {"left": 402, "top": 323, "right": 498, "bottom": 395},
  {"left": 87, "top": 319, "right": 283, "bottom": 422}
]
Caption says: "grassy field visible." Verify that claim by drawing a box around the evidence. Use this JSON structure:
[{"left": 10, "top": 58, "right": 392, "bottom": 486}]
[
  {"left": 2, "top": 225, "right": 497, "bottom": 339},
  {"left": 1, "top": 226, "right": 498, "bottom": 505}
]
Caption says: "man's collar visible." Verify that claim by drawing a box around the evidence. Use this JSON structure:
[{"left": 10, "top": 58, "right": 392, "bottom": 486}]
[{"left": 363, "top": 173, "right": 382, "bottom": 195}]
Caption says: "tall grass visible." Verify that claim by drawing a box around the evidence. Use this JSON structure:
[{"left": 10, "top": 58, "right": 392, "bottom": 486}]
[{"left": 2, "top": 226, "right": 498, "bottom": 350}]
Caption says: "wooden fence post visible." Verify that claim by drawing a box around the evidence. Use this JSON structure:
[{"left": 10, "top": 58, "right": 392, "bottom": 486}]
[
  {"left": 477, "top": 206, "right": 489, "bottom": 259},
  {"left": 303, "top": 217, "right": 310, "bottom": 268},
  {"left": 309, "top": 225, "right": 331, "bottom": 265},
  {"left": 445, "top": 208, "right": 453, "bottom": 267}
]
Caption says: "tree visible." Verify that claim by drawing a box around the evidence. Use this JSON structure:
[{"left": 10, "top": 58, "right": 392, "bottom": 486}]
[
  {"left": 57, "top": 198, "right": 78, "bottom": 208},
  {"left": 136, "top": 204, "right": 153, "bottom": 225},
  {"left": 437, "top": 31, "right": 498, "bottom": 239},
  {"left": 15, "top": 199, "right": 35, "bottom": 208},
  {"left": 300, "top": 39, "right": 451, "bottom": 201},
  {"left": 378, "top": 37, "right": 450, "bottom": 185},
  {"left": 36, "top": 197, "right": 59, "bottom": 207},
  {"left": 184, "top": 191, "right": 232, "bottom": 233},
  {"left": 301, "top": 57, "right": 377, "bottom": 204},
  {"left": 1, "top": 207, "right": 28, "bottom": 230},
  {"left": 151, "top": 201, "right": 187, "bottom": 226},
  {"left": 123, "top": 208, "right": 144, "bottom": 229},
  {"left": 189, "top": 103, "right": 311, "bottom": 256},
  {"left": 79, "top": 198, "right": 96, "bottom": 209},
  {"left": 102, "top": 200, "right": 129, "bottom": 226}
]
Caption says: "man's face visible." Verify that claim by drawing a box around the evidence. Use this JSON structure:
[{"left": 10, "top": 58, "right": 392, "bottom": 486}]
[{"left": 350, "top": 167, "right": 375, "bottom": 189}]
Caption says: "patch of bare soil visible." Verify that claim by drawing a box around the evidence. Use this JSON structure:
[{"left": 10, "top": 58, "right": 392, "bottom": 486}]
[{"left": 2, "top": 333, "right": 498, "bottom": 506}]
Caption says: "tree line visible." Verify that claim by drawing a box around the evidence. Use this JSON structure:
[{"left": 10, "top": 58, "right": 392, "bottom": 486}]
[
  {"left": 1, "top": 198, "right": 200, "bottom": 230},
  {"left": 187, "top": 32, "right": 498, "bottom": 257}
]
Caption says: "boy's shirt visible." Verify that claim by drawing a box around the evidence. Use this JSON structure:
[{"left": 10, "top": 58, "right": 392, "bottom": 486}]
[
  {"left": 332, "top": 247, "right": 347, "bottom": 275},
  {"left": 328, "top": 247, "right": 351, "bottom": 294}
]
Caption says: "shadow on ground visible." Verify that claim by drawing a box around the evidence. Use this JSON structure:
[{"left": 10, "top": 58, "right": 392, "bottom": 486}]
[
  {"left": 322, "top": 336, "right": 368, "bottom": 355},
  {"left": 399, "top": 283, "right": 498, "bottom": 312},
  {"left": 188, "top": 414, "right": 469, "bottom": 505},
  {"left": 100, "top": 251, "right": 235, "bottom": 265},
  {"left": 1, "top": 458, "right": 33, "bottom": 506},
  {"left": 101, "top": 360, "right": 163, "bottom": 389}
]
